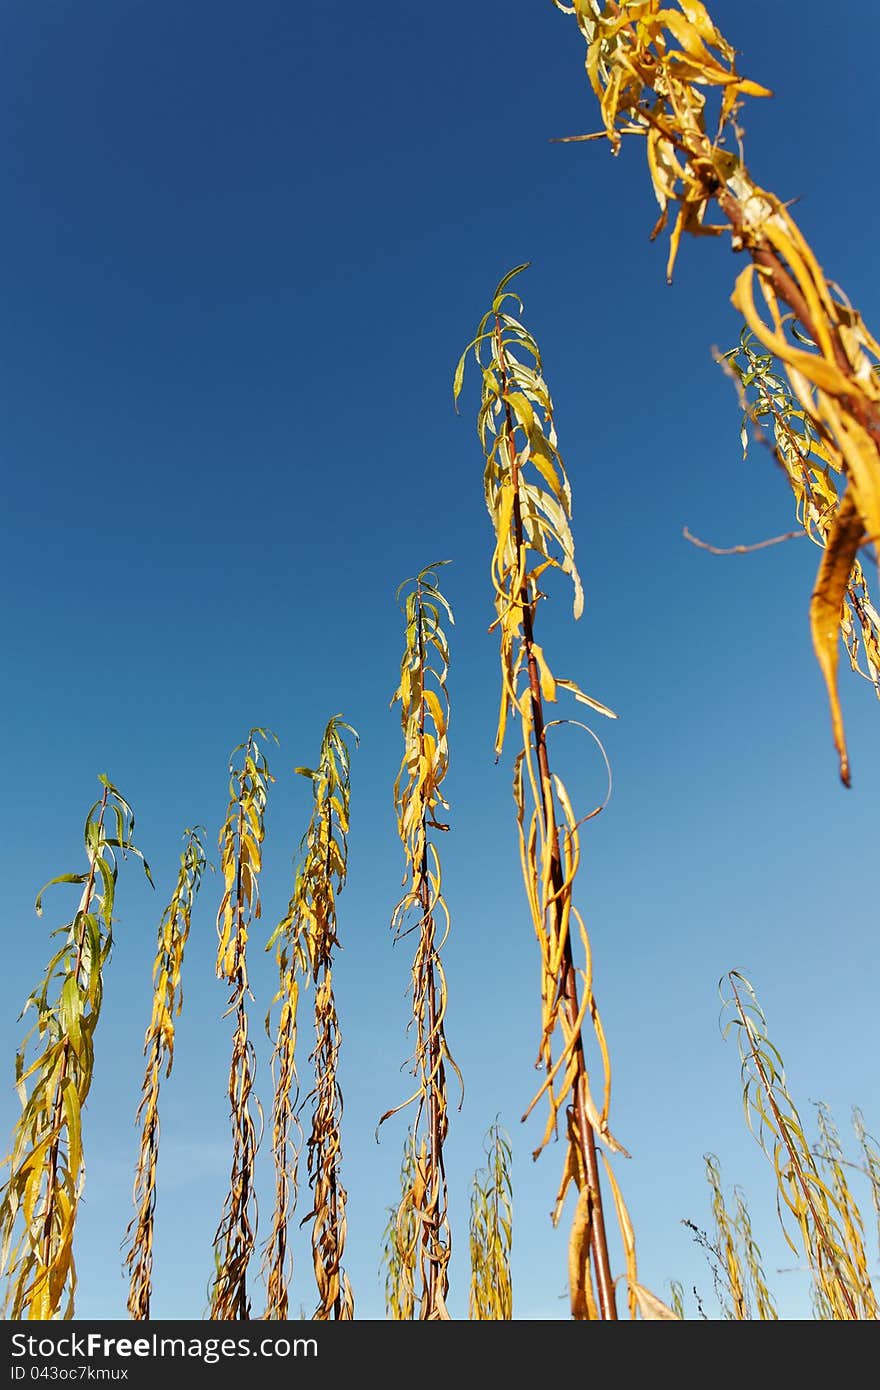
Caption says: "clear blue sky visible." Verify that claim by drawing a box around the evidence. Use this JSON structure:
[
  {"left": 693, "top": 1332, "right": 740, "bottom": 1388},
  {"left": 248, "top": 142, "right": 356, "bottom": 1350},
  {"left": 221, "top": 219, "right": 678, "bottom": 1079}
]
[{"left": 1, "top": 0, "right": 878, "bottom": 1321}]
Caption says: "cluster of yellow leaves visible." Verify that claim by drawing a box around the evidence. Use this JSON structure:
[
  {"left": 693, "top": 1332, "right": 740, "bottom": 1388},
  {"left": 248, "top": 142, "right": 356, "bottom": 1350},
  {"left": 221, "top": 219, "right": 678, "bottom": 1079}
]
[
  {"left": 126, "top": 827, "right": 207, "bottom": 1320},
  {"left": 724, "top": 333, "right": 880, "bottom": 699},
  {"left": 379, "top": 1131, "right": 418, "bottom": 1320},
  {"left": 291, "top": 716, "right": 357, "bottom": 1320},
  {"left": 210, "top": 729, "right": 275, "bottom": 1320},
  {"left": 551, "top": 0, "right": 880, "bottom": 784},
  {"left": 456, "top": 266, "right": 673, "bottom": 1319},
  {"left": 723, "top": 972, "right": 878, "bottom": 1319},
  {"left": 378, "top": 564, "right": 461, "bottom": 1320},
  {"left": 262, "top": 873, "right": 307, "bottom": 1320},
  {"left": 469, "top": 1124, "right": 513, "bottom": 1320},
  {"left": 0, "top": 778, "right": 151, "bottom": 1320}
]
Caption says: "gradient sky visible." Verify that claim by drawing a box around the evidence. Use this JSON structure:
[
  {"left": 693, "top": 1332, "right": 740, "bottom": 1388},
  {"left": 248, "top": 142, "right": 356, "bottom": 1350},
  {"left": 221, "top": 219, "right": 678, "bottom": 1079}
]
[{"left": 1, "top": 0, "right": 878, "bottom": 1322}]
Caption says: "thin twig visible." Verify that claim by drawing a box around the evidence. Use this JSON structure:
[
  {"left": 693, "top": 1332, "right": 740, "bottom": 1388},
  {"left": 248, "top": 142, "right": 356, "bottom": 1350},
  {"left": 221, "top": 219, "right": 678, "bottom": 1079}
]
[{"left": 683, "top": 525, "right": 803, "bottom": 555}]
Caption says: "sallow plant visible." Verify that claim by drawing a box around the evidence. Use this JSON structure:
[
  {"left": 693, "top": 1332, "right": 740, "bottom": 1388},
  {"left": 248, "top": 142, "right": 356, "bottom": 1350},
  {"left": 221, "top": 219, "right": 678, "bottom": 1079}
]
[
  {"left": 293, "top": 715, "right": 358, "bottom": 1320},
  {"left": 261, "top": 855, "right": 308, "bottom": 1320},
  {"left": 455, "top": 265, "right": 670, "bottom": 1320},
  {"left": 379, "top": 1129, "right": 418, "bottom": 1321},
  {"left": 209, "top": 729, "right": 276, "bottom": 1320},
  {"left": 722, "top": 970, "right": 878, "bottom": 1319},
  {"left": 0, "top": 776, "right": 152, "bottom": 1319},
  {"left": 731, "top": 1184, "right": 778, "bottom": 1321},
  {"left": 693, "top": 1153, "right": 777, "bottom": 1320},
  {"left": 712, "top": 332, "right": 880, "bottom": 706},
  {"left": 853, "top": 1108, "right": 880, "bottom": 1262},
  {"left": 125, "top": 825, "right": 208, "bottom": 1320},
  {"left": 377, "top": 561, "right": 462, "bottom": 1320},
  {"left": 468, "top": 1122, "right": 513, "bottom": 1321},
  {"left": 704, "top": 1153, "right": 748, "bottom": 1320},
  {"left": 549, "top": 0, "right": 880, "bottom": 785}
]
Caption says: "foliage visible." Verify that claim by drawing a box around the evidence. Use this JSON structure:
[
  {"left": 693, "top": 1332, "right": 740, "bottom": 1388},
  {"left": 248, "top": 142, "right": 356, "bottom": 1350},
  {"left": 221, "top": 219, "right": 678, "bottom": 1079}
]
[
  {"left": 293, "top": 716, "right": 358, "bottom": 1320},
  {"left": 550, "top": 0, "right": 880, "bottom": 785},
  {"left": 377, "top": 561, "right": 462, "bottom": 1319},
  {"left": 720, "top": 332, "right": 880, "bottom": 703},
  {"left": 722, "top": 971, "right": 878, "bottom": 1319},
  {"left": 209, "top": 730, "right": 275, "bottom": 1319},
  {"left": 125, "top": 826, "right": 208, "bottom": 1320},
  {"left": 0, "top": 777, "right": 152, "bottom": 1319},
  {"left": 689, "top": 1154, "right": 777, "bottom": 1320},
  {"left": 262, "top": 843, "right": 307, "bottom": 1319},
  {"left": 379, "top": 1131, "right": 418, "bottom": 1321},
  {"left": 469, "top": 1123, "right": 513, "bottom": 1320},
  {"left": 455, "top": 264, "right": 670, "bottom": 1320}
]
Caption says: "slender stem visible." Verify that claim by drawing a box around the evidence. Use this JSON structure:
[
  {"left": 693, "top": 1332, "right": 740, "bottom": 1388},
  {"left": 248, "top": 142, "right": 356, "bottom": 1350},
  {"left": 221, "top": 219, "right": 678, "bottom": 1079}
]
[
  {"left": 495, "top": 318, "right": 617, "bottom": 1319},
  {"left": 41, "top": 784, "right": 109, "bottom": 1275},
  {"left": 416, "top": 580, "right": 444, "bottom": 1317},
  {"left": 729, "top": 976, "right": 857, "bottom": 1319}
]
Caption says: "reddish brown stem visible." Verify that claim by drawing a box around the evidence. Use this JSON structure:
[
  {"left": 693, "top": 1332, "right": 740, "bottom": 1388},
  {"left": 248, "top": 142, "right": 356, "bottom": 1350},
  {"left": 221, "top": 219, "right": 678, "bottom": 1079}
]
[
  {"left": 495, "top": 318, "right": 618, "bottom": 1320},
  {"left": 416, "top": 581, "right": 446, "bottom": 1318}
]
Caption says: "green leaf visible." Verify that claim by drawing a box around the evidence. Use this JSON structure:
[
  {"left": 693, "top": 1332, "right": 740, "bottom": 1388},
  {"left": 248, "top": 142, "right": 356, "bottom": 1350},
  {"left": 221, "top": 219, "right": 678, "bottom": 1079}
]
[{"left": 34, "top": 875, "right": 86, "bottom": 916}]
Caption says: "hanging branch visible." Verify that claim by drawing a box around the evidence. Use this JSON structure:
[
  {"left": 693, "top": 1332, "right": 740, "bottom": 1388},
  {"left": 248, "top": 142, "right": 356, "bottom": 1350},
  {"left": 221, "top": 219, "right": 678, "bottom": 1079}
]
[
  {"left": 210, "top": 729, "right": 275, "bottom": 1320},
  {"left": 722, "top": 970, "right": 877, "bottom": 1319},
  {"left": 377, "top": 561, "right": 462, "bottom": 1320},
  {"left": 732, "top": 1186, "right": 778, "bottom": 1322},
  {"left": 126, "top": 826, "right": 208, "bottom": 1320},
  {"left": 261, "top": 866, "right": 307, "bottom": 1320},
  {"left": 293, "top": 716, "right": 358, "bottom": 1320},
  {"left": 0, "top": 777, "right": 152, "bottom": 1319},
  {"left": 379, "top": 1130, "right": 418, "bottom": 1321},
  {"left": 469, "top": 1123, "right": 513, "bottom": 1320},
  {"left": 719, "top": 332, "right": 880, "bottom": 698},
  {"left": 703, "top": 1154, "right": 748, "bottom": 1319},
  {"left": 549, "top": 0, "right": 880, "bottom": 785},
  {"left": 455, "top": 264, "right": 670, "bottom": 1320}
]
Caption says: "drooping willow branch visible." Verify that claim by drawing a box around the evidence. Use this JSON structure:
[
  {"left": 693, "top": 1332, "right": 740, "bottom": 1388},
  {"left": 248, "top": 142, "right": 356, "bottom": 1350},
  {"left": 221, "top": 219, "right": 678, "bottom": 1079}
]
[
  {"left": 126, "top": 826, "right": 207, "bottom": 1320},
  {"left": 261, "top": 859, "right": 307, "bottom": 1320},
  {"left": 455, "top": 265, "right": 669, "bottom": 1320},
  {"left": 720, "top": 332, "right": 880, "bottom": 699},
  {"left": 376, "top": 562, "right": 462, "bottom": 1320},
  {"left": 379, "top": 1130, "right": 418, "bottom": 1321},
  {"left": 293, "top": 716, "right": 358, "bottom": 1321},
  {"left": 209, "top": 729, "right": 275, "bottom": 1320},
  {"left": 0, "top": 777, "right": 152, "bottom": 1319},
  {"left": 549, "top": 0, "right": 880, "bottom": 785},
  {"left": 469, "top": 1122, "right": 513, "bottom": 1320},
  {"left": 722, "top": 971, "right": 877, "bottom": 1319}
]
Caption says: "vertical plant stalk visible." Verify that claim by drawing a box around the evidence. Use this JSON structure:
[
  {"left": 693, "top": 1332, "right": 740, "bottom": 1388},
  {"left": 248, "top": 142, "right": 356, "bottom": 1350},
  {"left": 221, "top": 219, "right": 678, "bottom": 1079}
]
[
  {"left": 125, "top": 826, "right": 207, "bottom": 1320},
  {"left": 456, "top": 266, "right": 665, "bottom": 1320},
  {"left": 733, "top": 1187, "right": 778, "bottom": 1322},
  {"left": 550, "top": 0, "right": 880, "bottom": 785},
  {"left": 723, "top": 971, "right": 877, "bottom": 1319},
  {"left": 0, "top": 777, "right": 152, "bottom": 1319},
  {"left": 469, "top": 1123, "right": 513, "bottom": 1320},
  {"left": 704, "top": 1154, "right": 748, "bottom": 1319},
  {"left": 293, "top": 716, "right": 357, "bottom": 1320},
  {"left": 379, "top": 1131, "right": 418, "bottom": 1321},
  {"left": 377, "top": 562, "right": 462, "bottom": 1320},
  {"left": 813, "top": 1101, "right": 873, "bottom": 1310},
  {"left": 210, "top": 729, "right": 275, "bottom": 1320},
  {"left": 853, "top": 1108, "right": 880, "bottom": 1263},
  {"left": 261, "top": 868, "right": 308, "bottom": 1320}
]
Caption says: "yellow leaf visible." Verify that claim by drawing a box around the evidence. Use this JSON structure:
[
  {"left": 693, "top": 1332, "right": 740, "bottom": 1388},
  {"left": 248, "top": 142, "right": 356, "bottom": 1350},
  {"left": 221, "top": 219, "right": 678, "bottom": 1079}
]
[
  {"left": 530, "top": 643, "right": 557, "bottom": 702},
  {"left": 809, "top": 489, "right": 864, "bottom": 787},
  {"left": 631, "top": 1281, "right": 681, "bottom": 1320}
]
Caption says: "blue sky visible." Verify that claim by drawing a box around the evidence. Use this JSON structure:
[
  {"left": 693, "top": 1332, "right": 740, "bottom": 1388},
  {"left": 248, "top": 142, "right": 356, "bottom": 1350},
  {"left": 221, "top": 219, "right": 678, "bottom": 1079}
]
[{"left": 1, "top": 0, "right": 878, "bottom": 1321}]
